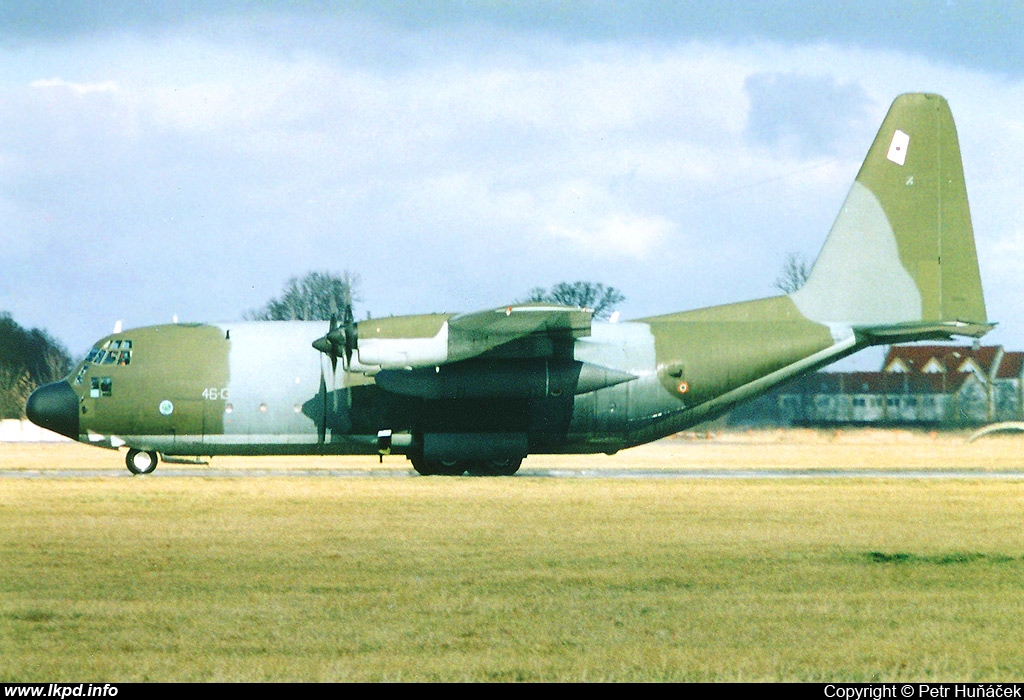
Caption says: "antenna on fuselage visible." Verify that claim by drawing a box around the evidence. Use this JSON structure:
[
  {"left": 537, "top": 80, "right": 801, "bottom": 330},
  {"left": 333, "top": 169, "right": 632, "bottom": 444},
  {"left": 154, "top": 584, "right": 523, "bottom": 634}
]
[{"left": 113, "top": 320, "right": 122, "bottom": 333}]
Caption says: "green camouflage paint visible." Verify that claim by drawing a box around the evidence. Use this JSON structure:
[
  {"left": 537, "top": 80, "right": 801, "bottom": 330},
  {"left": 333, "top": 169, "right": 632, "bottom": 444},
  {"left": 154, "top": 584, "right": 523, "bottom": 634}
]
[{"left": 76, "top": 324, "right": 230, "bottom": 446}]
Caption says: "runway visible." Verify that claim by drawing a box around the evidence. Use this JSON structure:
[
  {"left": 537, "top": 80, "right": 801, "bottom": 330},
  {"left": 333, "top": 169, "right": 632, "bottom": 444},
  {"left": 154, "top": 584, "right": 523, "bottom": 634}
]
[
  {"left": 5, "top": 466, "right": 1024, "bottom": 479},
  {"left": 3, "top": 433, "right": 1021, "bottom": 478}
]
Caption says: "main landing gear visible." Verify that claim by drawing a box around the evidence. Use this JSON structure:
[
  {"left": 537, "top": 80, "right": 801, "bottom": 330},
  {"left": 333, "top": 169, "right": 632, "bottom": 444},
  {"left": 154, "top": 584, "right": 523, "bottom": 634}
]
[
  {"left": 125, "top": 448, "right": 159, "bottom": 475},
  {"left": 409, "top": 455, "right": 522, "bottom": 477}
]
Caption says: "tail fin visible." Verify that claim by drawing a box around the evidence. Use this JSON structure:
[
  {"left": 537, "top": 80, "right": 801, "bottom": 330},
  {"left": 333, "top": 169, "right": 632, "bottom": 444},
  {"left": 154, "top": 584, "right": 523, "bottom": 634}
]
[{"left": 791, "top": 93, "right": 992, "bottom": 340}]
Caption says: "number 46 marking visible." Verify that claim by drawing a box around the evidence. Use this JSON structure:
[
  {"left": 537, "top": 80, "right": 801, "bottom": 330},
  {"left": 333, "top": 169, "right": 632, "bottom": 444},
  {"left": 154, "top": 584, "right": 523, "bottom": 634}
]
[{"left": 202, "top": 387, "right": 230, "bottom": 400}]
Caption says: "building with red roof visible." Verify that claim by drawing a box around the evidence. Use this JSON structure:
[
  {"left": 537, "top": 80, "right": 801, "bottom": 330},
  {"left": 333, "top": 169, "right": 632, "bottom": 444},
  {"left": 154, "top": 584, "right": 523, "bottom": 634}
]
[{"left": 731, "top": 344, "right": 1024, "bottom": 427}]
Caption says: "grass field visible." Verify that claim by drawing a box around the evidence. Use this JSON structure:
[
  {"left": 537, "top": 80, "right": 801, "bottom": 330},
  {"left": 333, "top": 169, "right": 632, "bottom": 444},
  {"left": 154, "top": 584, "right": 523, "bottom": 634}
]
[{"left": 2, "top": 431, "right": 1024, "bottom": 682}]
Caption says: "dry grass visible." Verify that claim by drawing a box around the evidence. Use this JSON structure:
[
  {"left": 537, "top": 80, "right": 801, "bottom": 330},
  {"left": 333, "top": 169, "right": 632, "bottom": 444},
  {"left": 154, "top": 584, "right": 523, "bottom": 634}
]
[{"left": 2, "top": 431, "right": 1024, "bottom": 681}]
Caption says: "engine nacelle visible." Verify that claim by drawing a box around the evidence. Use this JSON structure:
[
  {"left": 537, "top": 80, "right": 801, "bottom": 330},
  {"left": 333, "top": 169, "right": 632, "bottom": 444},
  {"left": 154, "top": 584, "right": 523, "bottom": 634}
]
[{"left": 354, "top": 315, "right": 450, "bottom": 369}]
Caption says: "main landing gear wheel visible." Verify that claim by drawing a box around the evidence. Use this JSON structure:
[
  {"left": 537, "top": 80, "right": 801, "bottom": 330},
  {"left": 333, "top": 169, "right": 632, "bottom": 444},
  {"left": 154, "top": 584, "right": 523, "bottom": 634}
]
[
  {"left": 410, "top": 456, "right": 467, "bottom": 476},
  {"left": 409, "top": 455, "right": 521, "bottom": 476},
  {"left": 125, "top": 448, "right": 158, "bottom": 475},
  {"left": 466, "top": 458, "right": 522, "bottom": 477}
]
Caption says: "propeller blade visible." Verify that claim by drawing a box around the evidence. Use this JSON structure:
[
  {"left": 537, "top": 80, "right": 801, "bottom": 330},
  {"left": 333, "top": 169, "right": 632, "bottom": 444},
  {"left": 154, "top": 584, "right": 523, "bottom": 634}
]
[
  {"left": 342, "top": 302, "right": 357, "bottom": 368},
  {"left": 313, "top": 313, "right": 346, "bottom": 373},
  {"left": 317, "top": 366, "right": 327, "bottom": 444}
]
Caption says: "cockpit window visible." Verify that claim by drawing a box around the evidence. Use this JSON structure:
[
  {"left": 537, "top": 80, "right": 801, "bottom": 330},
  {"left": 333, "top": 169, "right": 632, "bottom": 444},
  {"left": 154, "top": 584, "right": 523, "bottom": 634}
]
[{"left": 85, "top": 340, "right": 133, "bottom": 368}]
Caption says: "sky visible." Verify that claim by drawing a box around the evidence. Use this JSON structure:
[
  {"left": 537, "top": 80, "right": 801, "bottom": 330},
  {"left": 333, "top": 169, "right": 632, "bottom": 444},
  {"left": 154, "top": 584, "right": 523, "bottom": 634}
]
[{"left": 2, "top": 1, "right": 1023, "bottom": 371}]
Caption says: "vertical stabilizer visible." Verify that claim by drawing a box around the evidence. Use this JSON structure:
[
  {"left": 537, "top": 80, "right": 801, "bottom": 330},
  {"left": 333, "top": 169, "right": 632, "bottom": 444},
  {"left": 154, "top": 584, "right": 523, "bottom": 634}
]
[{"left": 791, "top": 93, "right": 989, "bottom": 337}]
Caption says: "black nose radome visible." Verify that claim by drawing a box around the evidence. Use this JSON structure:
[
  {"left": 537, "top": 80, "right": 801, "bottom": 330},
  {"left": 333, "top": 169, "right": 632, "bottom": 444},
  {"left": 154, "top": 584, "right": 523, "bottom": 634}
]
[{"left": 26, "top": 381, "right": 80, "bottom": 441}]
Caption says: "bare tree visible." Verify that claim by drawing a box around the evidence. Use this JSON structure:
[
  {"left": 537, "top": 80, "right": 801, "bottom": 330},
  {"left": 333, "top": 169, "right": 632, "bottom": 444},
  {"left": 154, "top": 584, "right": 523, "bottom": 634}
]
[
  {"left": 522, "top": 281, "right": 625, "bottom": 320},
  {"left": 247, "top": 271, "right": 361, "bottom": 321},
  {"left": 774, "top": 252, "right": 811, "bottom": 294}
]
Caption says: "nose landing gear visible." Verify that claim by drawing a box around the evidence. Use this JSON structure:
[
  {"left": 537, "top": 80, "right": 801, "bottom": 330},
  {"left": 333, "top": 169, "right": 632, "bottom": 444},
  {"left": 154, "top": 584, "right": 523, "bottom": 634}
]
[{"left": 125, "top": 448, "right": 158, "bottom": 475}]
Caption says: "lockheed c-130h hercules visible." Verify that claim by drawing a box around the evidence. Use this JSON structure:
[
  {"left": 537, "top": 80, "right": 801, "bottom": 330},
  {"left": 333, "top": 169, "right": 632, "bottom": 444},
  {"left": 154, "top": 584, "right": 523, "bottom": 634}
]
[{"left": 27, "top": 93, "right": 992, "bottom": 476}]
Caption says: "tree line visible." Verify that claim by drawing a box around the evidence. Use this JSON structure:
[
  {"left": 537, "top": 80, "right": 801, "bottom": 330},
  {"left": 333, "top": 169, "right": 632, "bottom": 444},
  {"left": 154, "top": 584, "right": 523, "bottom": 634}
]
[
  {"left": 0, "top": 313, "right": 73, "bottom": 419},
  {"left": 249, "top": 271, "right": 628, "bottom": 322}
]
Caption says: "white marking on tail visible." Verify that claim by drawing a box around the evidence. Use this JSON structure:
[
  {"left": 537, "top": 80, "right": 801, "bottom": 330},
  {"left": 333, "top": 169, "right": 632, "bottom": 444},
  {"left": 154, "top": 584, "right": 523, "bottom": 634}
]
[{"left": 887, "top": 129, "right": 910, "bottom": 165}]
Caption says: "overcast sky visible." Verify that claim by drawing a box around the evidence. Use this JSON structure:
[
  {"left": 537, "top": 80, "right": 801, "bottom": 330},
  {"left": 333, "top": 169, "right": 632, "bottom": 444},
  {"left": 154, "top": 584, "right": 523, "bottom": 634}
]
[{"left": 2, "top": 2, "right": 1023, "bottom": 370}]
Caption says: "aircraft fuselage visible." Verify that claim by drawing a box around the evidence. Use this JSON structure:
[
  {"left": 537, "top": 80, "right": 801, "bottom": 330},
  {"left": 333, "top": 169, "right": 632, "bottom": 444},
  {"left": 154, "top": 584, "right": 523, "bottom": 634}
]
[{"left": 29, "top": 292, "right": 873, "bottom": 472}]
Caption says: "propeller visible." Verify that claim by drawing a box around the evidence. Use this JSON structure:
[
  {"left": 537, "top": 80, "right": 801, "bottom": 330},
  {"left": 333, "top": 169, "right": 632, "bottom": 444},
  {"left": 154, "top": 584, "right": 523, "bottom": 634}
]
[
  {"left": 312, "top": 304, "right": 357, "bottom": 372},
  {"left": 312, "top": 303, "right": 358, "bottom": 444}
]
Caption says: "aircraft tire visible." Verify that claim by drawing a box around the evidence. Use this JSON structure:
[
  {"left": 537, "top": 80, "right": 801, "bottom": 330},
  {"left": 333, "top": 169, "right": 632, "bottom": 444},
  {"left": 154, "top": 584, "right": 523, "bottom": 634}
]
[
  {"left": 409, "top": 455, "right": 466, "bottom": 476},
  {"left": 435, "top": 460, "right": 466, "bottom": 476},
  {"left": 125, "top": 448, "right": 158, "bottom": 475},
  {"left": 408, "top": 455, "right": 434, "bottom": 475},
  {"left": 467, "top": 458, "right": 522, "bottom": 477}
]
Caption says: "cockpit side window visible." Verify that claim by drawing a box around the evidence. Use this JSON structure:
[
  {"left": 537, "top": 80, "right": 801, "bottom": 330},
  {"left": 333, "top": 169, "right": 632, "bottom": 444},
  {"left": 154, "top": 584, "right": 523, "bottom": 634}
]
[{"left": 90, "top": 376, "right": 113, "bottom": 397}]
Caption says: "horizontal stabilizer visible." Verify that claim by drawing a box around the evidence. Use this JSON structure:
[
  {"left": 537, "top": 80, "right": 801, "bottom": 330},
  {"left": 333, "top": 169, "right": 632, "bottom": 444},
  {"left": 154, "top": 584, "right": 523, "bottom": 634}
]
[{"left": 858, "top": 320, "right": 996, "bottom": 344}]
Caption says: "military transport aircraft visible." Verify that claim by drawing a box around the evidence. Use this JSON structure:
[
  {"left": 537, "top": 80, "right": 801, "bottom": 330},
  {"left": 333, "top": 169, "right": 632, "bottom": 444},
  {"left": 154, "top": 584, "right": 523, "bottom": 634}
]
[{"left": 27, "top": 93, "right": 991, "bottom": 476}]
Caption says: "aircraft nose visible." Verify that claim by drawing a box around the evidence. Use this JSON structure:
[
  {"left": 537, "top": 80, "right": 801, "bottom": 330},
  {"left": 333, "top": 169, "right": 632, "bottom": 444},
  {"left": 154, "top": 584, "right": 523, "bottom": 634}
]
[{"left": 25, "top": 381, "right": 80, "bottom": 441}]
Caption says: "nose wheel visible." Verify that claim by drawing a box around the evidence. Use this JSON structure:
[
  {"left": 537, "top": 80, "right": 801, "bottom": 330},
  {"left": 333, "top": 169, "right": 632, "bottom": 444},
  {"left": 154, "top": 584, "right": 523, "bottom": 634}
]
[{"left": 126, "top": 448, "right": 158, "bottom": 475}]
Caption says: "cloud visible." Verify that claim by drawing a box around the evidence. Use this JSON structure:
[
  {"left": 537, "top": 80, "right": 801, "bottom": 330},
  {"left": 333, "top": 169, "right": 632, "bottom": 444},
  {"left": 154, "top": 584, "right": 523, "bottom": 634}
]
[
  {"left": 4, "top": 2, "right": 1024, "bottom": 80},
  {"left": 546, "top": 214, "right": 673, "bottom": 260},
  {"left": 987, "top": 230, "right": 1024, "bottom": 277},
  {"left": 744, "top": 72, "right": 872, "bottom": 157},
  {"left": 1, "top": 7, "right": 1022, "bottom": 356},
  {"left": 30, "top": 77, "right": 119, "bottom": 94}
]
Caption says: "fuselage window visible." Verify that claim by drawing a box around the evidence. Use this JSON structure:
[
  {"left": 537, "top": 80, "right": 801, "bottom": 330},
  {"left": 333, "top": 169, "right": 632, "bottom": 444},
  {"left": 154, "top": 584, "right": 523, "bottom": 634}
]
[{"left": 90, "top": 377, "right": 113, "bottom": 398}]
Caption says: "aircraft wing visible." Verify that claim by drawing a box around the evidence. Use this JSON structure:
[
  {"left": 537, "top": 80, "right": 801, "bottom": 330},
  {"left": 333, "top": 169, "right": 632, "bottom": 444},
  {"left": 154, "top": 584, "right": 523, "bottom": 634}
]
[
  {"left": 445, "top": 303, "right": 592, "bottom": 361},
  {"left": 349, "top": 303, "right": 593, "bottom": 370},
  {"left": 370, "top": 304, "right": 636, "bottom": 400}
]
